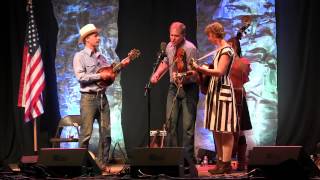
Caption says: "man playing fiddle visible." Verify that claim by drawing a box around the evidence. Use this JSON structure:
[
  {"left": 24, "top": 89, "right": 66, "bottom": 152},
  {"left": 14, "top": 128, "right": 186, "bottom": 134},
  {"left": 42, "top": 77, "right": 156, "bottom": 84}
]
[{"left": 150, "top": 21, "right": 199, "bottom": 163}]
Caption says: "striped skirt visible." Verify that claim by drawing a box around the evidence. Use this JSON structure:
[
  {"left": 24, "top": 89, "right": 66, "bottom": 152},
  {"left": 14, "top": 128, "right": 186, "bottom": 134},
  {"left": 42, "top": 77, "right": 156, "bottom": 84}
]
[{"left": 204, "top": 76, "right": 238, "bottom": 132}]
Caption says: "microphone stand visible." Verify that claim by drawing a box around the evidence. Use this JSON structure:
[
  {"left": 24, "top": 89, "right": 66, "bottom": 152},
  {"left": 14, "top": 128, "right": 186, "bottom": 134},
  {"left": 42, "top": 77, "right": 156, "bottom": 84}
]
[
  {"left": 160, "top": 75, "right": 186, "bottom": 147},
  {"left": 144, "top": 52, "right": 164, "bottom": 147}
]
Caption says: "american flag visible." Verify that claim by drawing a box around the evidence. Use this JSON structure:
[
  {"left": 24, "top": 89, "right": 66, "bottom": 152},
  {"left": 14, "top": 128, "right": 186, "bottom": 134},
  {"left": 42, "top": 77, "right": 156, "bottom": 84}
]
[{"left": 18, "top": 2, "right": 45, "bottom": 122}]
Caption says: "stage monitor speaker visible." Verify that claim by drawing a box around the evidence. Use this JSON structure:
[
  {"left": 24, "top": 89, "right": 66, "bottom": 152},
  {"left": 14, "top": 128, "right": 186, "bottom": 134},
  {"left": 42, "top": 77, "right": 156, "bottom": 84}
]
[
  {"left": 248, "top": 146, "right": 320, "bottom": 179},
  {"left": 130, "top": 147, "right": 197, "bottom": 178},
  {"left": 37, "top": 148, "right": 101, "bottom": 178},
  {"left": 20, "top": 155, "right": 38, "bottom": 164}
]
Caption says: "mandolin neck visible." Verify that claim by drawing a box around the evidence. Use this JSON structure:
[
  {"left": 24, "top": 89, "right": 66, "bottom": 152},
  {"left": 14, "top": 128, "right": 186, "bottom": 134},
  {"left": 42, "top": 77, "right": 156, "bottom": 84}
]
[{"left": 112, "top": 56, "right": 130, "bottom": 72}]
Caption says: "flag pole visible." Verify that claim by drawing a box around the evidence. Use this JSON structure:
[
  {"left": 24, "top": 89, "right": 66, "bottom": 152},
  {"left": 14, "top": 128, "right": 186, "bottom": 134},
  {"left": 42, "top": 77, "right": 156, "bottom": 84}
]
[
  {"left": 33, "top": 118, "right": 38, "bottom": 152},
  {"left": 19, "top": 0, "right": 44, "bottom": 153},
  {"left": 27, "top": 0, "right": 38, "bottom": 153},
  {"left": 27, "top": 0, "right": 32, "bottom": 11}
]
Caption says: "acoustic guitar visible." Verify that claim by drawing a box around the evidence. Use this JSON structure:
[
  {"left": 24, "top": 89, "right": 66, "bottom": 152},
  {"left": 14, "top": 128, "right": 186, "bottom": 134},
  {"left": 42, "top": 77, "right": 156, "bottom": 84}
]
[
  {"left": 189, "top": 58, "right": 213, "bottom": 94},
  {"left": 190, "top": 23, "right": 251, "bottom": 94},
  {"left": 96, "top": 49, "right": 140, "bottom": 88}
]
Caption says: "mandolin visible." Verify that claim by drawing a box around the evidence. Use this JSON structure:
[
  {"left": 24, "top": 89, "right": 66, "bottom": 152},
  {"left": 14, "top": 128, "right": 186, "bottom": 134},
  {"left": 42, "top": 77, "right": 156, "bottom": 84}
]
[{"left": 96, "top": 49, "right": 140, "bottom": 88}]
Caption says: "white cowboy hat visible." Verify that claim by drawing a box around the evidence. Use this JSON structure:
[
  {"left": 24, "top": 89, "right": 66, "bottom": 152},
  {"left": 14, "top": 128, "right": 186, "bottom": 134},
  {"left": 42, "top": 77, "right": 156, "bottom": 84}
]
[{"left": 78, "top": 24, "right": 101, "bottom": 44}]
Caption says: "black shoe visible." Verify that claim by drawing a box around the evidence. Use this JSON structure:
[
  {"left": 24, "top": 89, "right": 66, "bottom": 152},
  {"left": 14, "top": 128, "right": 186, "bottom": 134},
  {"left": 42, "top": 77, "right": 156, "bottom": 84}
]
[
  {"left": 208, "top": 161, "right": 231, "bottom": 175},
  {"left": 208, "top": 160, "right": 222, "bottom": 171}
]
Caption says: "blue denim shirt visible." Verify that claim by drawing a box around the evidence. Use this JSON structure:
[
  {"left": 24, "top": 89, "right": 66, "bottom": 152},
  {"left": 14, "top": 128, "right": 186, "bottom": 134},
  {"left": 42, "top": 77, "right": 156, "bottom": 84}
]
[{"left": 73, "top": 47, "right": 110, "bottom": 93}]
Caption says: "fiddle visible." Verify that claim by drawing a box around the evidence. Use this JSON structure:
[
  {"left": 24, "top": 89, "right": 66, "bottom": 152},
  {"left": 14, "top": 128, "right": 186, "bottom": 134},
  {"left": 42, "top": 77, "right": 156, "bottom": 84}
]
[
  {"left": 173, "top": 47, "right": 187, "bottom": 86},
  {"left": 175, "top": 47, "right": 185, "bottom": 73}
]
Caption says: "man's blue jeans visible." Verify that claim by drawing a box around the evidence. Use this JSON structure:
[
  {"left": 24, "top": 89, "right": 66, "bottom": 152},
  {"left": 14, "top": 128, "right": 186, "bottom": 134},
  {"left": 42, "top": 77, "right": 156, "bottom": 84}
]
[
  {"left": 79, "top": 93, "right": 111, "bottom": 166},
  {"left": 165, "top": 83, "right": 199, "bottom": 162}
]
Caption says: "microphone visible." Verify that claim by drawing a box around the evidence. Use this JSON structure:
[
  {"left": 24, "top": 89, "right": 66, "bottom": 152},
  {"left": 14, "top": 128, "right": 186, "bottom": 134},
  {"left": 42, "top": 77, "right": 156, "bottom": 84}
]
[{"left": 158, "top": 42, "right": 167, "bottom": 60}]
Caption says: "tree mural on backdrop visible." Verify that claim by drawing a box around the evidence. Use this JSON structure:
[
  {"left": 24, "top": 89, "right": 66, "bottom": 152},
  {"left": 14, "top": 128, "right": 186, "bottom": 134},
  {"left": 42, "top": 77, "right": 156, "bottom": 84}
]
[{"left": 52, "top": 0, "right": 126, "bottom": 161}]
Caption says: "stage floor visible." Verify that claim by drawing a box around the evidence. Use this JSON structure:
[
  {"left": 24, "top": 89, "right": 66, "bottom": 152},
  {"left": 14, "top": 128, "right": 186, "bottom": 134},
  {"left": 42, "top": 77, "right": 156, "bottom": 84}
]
[
  {"left": 101, "top": 162, "right": 250, "bottom": 179},
  {"left": 1, "top": 162, "right": 320, "bottom": 179}
]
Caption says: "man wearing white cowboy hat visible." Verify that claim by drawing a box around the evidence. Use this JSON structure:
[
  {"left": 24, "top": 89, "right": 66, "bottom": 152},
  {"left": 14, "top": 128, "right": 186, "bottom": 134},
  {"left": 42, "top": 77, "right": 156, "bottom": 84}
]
[
  {"left": 78, "top": 23, "right": 101, "bottom": 44},
  {"left": 73, "top": 23, "right": 129, "bottom": 171}
]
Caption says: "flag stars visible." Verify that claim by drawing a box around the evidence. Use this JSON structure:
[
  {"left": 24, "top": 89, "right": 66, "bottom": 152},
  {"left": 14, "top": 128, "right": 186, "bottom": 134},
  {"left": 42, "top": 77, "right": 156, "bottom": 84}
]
[{"left": 25, "top": 5, "right": 40, "bottom": 55}]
